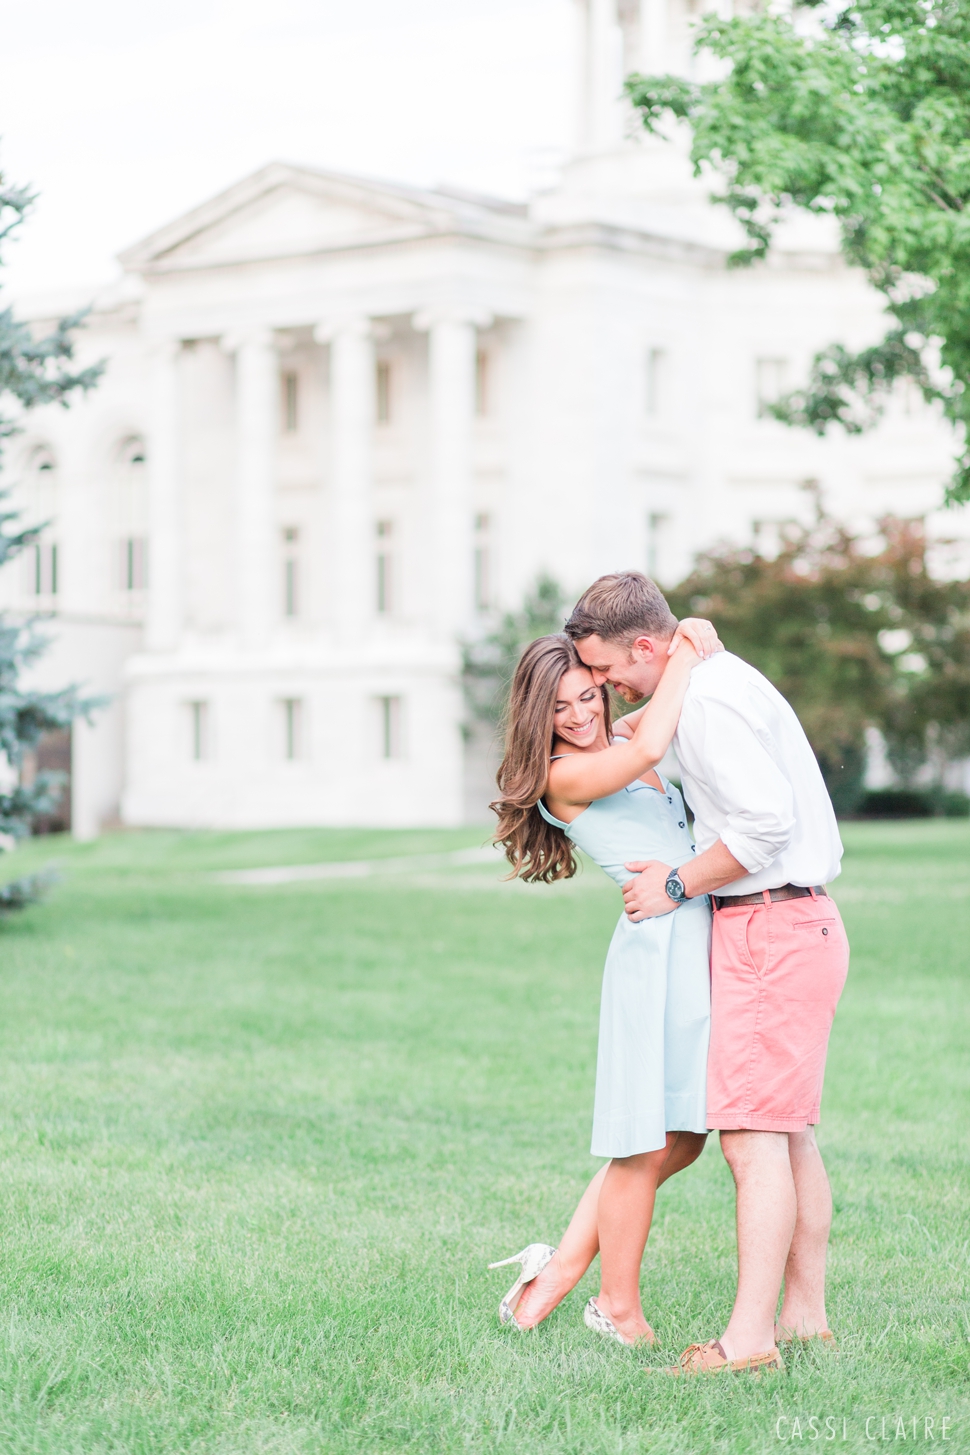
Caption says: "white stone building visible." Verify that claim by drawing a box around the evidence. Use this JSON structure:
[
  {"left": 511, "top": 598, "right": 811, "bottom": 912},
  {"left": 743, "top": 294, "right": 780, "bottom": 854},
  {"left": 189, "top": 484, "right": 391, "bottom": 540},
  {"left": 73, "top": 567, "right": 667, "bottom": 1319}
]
[{"left": 5, "top": 0, "right": 964, "bottom": 835}]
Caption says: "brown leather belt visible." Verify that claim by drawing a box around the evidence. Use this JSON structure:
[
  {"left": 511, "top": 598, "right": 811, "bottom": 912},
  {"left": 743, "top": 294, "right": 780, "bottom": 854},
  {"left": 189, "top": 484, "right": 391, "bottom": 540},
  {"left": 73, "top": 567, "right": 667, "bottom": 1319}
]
[{"left": 712, "top": 883, "right": 828, "bottom": 911}]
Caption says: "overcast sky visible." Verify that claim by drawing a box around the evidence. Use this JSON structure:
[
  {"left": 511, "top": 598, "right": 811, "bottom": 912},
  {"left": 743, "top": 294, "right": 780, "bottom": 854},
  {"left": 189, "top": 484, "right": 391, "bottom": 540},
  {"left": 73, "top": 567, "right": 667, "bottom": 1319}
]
[{"left": 0, "top": 0, "right": 574, "bottom": 299}]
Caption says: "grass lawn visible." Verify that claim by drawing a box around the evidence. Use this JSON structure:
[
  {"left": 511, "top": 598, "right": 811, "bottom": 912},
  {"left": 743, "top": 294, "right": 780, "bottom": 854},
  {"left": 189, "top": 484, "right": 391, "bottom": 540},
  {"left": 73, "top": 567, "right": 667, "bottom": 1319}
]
[{"left": 0, "top": 820, "right": 966, "bottom": 1453}]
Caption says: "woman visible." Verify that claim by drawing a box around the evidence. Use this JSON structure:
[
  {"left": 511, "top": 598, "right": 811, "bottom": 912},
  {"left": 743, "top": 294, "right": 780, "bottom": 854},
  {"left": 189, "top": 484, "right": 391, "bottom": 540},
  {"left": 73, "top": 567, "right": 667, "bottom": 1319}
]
[{"left": 488, "top": 625, "right": 718, "bottom": 1346}]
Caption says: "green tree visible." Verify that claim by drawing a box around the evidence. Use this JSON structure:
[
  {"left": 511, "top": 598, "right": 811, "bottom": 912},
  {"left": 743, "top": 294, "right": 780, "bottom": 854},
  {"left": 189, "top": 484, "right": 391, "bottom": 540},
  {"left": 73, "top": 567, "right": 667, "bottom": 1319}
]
[
  {"left": 0, "top": 175, "right": 103, "bottom": 899},
  {"left": 627, "top": 0, "right": 970, "bottom": 502},
  {"left": 668, "top": 504, "right": 970, "bottom": 813},
  {"left": 462, "top": 574, "right": 569, "bottom": 726}
]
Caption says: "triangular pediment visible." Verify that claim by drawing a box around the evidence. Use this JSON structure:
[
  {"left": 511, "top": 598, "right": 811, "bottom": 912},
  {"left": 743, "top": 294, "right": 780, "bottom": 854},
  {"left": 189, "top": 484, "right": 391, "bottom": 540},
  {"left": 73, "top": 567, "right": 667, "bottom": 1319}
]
[
  {"left": 119, "top": 162, "right": 523, "bottom": 274},
  {"left": 119, "top": 163, "right": 482, "bottom": 273}
]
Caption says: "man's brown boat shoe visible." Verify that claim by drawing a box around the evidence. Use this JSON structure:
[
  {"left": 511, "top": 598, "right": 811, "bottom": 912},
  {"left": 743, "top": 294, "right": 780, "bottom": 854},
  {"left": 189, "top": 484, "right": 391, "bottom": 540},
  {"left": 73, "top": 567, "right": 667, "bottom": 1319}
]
[
  {"left": 652, "top": 1339, "right": 784, "bottom": 1376},
  {"left": 777, "top": 1329, "right": 837, "bottom": 1351}
]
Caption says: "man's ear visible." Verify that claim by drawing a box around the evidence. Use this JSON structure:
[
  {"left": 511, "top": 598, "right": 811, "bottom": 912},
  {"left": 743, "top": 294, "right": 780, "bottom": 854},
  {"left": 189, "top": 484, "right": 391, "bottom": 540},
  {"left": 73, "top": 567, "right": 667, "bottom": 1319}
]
[{"left": 631, "top": 635, "right": 658, "bottom": 661}]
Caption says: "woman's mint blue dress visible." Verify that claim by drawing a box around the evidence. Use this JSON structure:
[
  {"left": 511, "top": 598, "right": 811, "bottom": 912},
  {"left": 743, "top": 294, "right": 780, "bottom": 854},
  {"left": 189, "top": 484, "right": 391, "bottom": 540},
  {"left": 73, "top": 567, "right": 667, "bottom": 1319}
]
[{"left": 538, "top": 765, "right": 711, "bottom": 1158}]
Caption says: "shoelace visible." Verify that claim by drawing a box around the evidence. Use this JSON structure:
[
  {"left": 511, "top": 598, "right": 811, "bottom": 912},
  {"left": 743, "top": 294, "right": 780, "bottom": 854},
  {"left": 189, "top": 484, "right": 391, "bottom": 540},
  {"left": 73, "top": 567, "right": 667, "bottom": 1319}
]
[{"left": 681, "top": 1340, "right": 722, "bottom": 1368}]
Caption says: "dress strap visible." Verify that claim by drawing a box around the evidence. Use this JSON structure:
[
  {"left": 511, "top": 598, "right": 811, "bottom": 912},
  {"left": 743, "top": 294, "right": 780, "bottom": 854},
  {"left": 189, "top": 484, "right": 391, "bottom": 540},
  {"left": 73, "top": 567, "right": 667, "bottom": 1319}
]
[
  {"left": 536, "top": 797, "right": 570, "bottom": 830},
  {"left": 544, "top": 754, "right": 575, "bottom": 826}
]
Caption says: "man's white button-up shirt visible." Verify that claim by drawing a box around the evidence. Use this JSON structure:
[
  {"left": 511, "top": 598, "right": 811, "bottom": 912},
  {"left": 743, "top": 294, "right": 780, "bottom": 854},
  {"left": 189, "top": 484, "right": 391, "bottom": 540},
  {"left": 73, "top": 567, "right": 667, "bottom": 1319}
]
[{"left": 672, "top": 653, "right": 843, "bottom": 895}]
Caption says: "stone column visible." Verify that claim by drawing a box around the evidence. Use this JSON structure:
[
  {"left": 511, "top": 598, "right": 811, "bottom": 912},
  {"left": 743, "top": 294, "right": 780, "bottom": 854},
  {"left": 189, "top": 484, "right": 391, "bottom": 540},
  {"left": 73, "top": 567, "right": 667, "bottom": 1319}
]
[
  {"left": 146, "top": 338, "right": 183, "bottom": 652},
  {"left": 574, "top": 0, "right": 625, "bottom": 152},
  {"left": 638, "top": 0, "right": 668, "bottom": 72},
  {"left": 414, "top": 309, "right": 489, "bottom": 641},
  {"left": 223, "top": 328, "right": 277, "bottom": 647},
  {"left": 315, "top": 317, "right": 374, "bottom": 640}
]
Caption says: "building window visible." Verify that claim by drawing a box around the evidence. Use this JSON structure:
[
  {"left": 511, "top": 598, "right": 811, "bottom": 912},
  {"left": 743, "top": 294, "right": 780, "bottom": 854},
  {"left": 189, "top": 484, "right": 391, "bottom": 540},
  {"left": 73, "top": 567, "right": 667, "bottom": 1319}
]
[
  {"left": 20, "top": 444, "right": 59, "bottom": 602},
  {"left": 19, "top": 727, "right": 71, "bottom": 834},
  {"left": 645, "top": 348, "right": 666, "bottom": 417},
  {"left": 282, "top": 527, "right": 300, "bottom": 618},
  {"left": 27, "top": 444, "right": 56, "bottom": 475},
  {"left": 282, "top": 372, "right": 299, "bottom": 432},
  {"left": 474, "top": 512, "right": 492, "bottom": 611},
  {"left": 281, "top": 698, "right": 303, "bottom": 761},
  {"left": 188, "top": 701, "right": 209, "bottom": 762},
  {"left": 900, "top": 377, "right": 921, "bottom": 416},
  {"left": 647, "top": 513, "right": 668, "bottom": 583},
  {"left": 376, "top": 519, "right": 394, "bottom": 615},
  {"left": 119, "top": 536, "right": 147, "bottom": 591},
  {"left": 756, "top": 358, "right": 788, "bottom": 417},
  {"left": 475, "top": 350, "right": 489, "bottom": 417},
  {"left": 753, "top": 519, "right": 792, "bottom": 561},
  {"left": 121, "top": 439, "right": 146, "bottom": 467},
  {"left": 112, "top": 438, "right": 148, "bottom": 601},
  {"left": 26, "top": 541, "right": 58, "bottom": 597},
  {"left": 376, "top": 360, "right": 392, "bottom": 423},
  {"left": 377, "top": 695, "right": 403, "bottom": 760}
]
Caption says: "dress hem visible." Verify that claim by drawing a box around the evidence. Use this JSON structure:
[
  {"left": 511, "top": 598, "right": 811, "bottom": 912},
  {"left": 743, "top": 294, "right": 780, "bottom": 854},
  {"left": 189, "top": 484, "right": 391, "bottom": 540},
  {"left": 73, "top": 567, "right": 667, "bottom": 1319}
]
[{"left": 591, "top": 1120, "right": 709, "bottom": 1159}]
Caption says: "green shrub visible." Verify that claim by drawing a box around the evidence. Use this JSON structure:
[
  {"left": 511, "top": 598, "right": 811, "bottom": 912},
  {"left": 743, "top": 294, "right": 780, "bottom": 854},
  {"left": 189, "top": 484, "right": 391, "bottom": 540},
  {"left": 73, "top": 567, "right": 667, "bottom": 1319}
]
[{"left": 855, "top": 788, "right": 970, "bottom": 819}]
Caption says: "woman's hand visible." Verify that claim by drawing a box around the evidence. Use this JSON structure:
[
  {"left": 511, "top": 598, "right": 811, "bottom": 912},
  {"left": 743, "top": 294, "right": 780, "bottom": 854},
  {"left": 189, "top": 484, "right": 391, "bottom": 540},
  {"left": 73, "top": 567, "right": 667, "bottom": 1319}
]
[{"left": 667, "top": 617, "right": 723, "bottom": 659}]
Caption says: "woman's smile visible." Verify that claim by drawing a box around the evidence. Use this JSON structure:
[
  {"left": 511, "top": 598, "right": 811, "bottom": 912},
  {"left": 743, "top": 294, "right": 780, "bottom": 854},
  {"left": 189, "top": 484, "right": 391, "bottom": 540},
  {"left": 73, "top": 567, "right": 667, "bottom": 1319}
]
[{"left": 563, "top": 715, "right": 597, "bottom": 739}]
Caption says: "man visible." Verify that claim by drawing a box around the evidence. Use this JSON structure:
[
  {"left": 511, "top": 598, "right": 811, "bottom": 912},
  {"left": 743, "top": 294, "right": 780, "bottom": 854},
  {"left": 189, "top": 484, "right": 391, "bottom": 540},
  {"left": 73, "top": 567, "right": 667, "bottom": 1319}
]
[{"left": 565, "top": 571, "right": 848, "bottom": 1375}]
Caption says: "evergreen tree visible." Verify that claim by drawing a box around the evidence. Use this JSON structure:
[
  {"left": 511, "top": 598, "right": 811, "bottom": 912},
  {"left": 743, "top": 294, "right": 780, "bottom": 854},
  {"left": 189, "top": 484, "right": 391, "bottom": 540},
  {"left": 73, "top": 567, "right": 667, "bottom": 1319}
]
[{"left": 0, "top": 174, "right": 103, "bottom": 906}]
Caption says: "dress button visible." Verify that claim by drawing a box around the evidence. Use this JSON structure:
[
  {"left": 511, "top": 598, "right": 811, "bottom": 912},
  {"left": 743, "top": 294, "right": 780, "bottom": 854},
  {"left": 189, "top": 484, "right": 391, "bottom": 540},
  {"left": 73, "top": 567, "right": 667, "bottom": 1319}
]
[
  {"left": 678, "top": 821, "right": 685, "bottom": 828},
  {"left": 822, "top": 928, "right": 828, "bottom": 936}
]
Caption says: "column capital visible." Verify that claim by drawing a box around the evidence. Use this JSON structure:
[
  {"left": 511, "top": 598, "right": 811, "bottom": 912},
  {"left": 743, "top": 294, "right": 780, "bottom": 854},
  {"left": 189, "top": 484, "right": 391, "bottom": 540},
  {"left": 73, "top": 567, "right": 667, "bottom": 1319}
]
[
  {"left": 313, "top": 316, "right": 374, "bottom": 346},
  {"left": 220, "top": 326, "right": 276, "bottom": 355},
  {"left": 412, "top": 306, "right": 493, "bottom": 333}
]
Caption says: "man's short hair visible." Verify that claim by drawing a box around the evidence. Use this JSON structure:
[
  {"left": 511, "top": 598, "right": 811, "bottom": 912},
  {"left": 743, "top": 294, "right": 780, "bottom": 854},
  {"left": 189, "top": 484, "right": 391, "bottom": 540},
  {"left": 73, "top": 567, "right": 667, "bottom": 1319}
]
[{"left": 564, "top": 571, "right": 678, "bottom": 646}]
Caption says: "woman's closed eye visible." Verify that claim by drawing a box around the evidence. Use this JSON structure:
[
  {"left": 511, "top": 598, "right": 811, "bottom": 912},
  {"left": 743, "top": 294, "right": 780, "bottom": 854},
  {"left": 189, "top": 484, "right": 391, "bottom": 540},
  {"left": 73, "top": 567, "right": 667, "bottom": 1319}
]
[{"left": 556, "top": 690, "right": 598, "bottom": 714}]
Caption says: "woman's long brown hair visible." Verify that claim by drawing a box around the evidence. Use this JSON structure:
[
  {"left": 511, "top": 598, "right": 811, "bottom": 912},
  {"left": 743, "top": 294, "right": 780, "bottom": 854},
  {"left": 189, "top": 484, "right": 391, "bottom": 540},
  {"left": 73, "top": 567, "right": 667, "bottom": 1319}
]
[{"left": 491, "top": 634, "right": 611, "bottom": 883}]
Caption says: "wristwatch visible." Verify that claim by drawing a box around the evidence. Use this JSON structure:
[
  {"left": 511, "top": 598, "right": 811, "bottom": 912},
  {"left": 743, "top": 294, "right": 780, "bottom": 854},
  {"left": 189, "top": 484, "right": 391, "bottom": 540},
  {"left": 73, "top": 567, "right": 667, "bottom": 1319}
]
[{"left": 665, "top": 869, "right": 688, "bottom": 904}]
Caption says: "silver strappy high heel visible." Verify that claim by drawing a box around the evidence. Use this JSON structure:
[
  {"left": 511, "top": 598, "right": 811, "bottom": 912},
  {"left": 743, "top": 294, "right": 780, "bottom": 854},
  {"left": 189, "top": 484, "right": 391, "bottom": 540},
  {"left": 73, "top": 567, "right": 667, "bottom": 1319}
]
[
  {"left": 584, "top": 1296, "right": 656, "bottom": 1347},
  {"left": 488, "top": 1243, "right": 557, "bottom": 1329}
]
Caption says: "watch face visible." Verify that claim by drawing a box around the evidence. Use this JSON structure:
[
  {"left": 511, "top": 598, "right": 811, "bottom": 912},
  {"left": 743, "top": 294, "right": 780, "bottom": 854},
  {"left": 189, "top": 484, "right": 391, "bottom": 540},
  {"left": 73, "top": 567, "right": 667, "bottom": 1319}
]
[{"left": 666, "top": 873, "right": 686, "bottom": 901}]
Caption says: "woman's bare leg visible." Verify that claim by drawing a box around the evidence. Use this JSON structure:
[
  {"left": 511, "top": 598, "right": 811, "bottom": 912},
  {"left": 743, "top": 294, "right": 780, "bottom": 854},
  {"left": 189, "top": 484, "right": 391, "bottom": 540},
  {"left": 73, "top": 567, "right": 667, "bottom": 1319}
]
[
  {"left": 514, "top": 1131, "right": 707, "bottom": 1332},
  {"left": 593, "top": 1145, "right": 670, "bottom": 1341},
  {"left": 594, "top": 1131, "right": 707, "bottom": 1342},
  {"left": 513, "top": 1163, "right": 608, "bottom": 1328},
  {"left": 658, "top": 1130, "right": 707, "bottom": 1184}
]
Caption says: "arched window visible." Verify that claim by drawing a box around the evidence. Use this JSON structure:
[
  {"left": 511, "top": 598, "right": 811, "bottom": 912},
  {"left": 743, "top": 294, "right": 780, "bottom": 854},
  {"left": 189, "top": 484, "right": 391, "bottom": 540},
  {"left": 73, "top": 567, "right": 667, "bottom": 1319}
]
[
  {"left": 18, "top": 444, "right": 59, "bottom": 601},
  {"left": 113, "top": 436, "right": 148, "bottom": 593}
]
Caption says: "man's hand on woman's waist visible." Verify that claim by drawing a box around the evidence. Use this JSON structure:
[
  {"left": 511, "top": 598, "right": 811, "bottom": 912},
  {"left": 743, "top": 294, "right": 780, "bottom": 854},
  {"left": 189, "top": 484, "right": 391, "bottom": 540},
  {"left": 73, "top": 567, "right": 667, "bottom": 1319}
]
[{"left": 622, "top": 840, "right": 749, "bottom": 921}]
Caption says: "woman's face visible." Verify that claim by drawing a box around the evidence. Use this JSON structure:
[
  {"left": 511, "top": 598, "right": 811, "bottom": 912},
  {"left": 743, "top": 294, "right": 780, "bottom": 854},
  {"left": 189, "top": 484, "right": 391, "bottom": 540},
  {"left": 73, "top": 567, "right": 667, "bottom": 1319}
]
[{"left": 553, "top": 666, "right": 606, "bottom": 749}]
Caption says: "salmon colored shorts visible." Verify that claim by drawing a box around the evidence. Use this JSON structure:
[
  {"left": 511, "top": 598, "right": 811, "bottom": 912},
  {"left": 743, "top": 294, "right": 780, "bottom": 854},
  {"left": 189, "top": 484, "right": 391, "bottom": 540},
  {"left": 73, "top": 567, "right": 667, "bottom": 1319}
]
[{"left": 707, "top": 891, "right": 849, "bottom": 1133}]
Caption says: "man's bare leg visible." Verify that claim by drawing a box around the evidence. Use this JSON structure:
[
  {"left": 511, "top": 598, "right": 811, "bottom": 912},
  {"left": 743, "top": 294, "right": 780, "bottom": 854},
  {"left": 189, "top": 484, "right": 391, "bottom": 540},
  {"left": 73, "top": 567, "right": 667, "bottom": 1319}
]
[
  {"left": 514, "top": 1131, "right": 706, "bottom": 1330},
  {"left": 717, "top": 1130, "right": 797, "bottom": 1361},
  {"left": 775, "top": 1128, "right": 832, "bottom": 1339}
]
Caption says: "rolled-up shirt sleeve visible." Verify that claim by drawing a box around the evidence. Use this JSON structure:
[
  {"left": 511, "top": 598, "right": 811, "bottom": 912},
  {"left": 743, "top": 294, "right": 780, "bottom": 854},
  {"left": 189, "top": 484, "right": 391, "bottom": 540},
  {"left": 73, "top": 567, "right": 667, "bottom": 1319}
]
[{"left": 685, "top": 691, "right": 796, "bottom": 872}]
